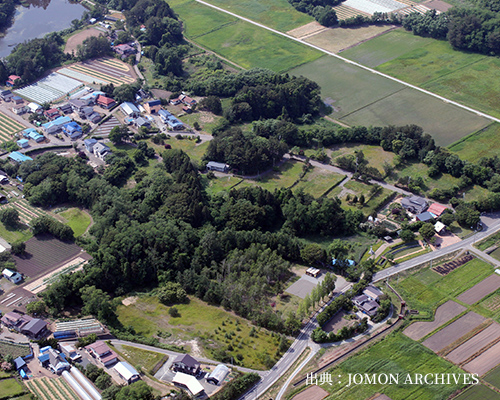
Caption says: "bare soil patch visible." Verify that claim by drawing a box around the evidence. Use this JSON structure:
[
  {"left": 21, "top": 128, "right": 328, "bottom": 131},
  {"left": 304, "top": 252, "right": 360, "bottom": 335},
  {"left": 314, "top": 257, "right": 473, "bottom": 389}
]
[
  {"left": 305, "top": 25, "right": 395, "bottom": 53},
  {"left": 151, "top": 89, "right": 173, "bottom": 99},
  {"left": 64, "top": 28, "right": 104, "bottom": 54},
  {"left": 287, "top": 22, "right": 327, "bottom": 39},
  {"left": 14, "top": 234, "right": 85, "bottom": 278},
  {"left": 122, "top": 296, "right": 138, "bottom": 306},
  {"left": 447, "top": 323, "right": 500, "bottom": 364},
  {"left": 292, "top": 385, "right": 329, "bottom": 400},
  {"left": 463, "top": 340, "right": 500, "bottom": 376},
  {"left": 457, "top": 274, "right": 500, "bottom": 305},
  {"left": 403, "top": 300, "right": 466, "bottom": 341},
  {"left": 423, "top": 312, "right": 486, "bottom": 352},
  {"left": 424, "top": 0, "right": 452, "bottom": 12},
  {"left": 322, "top": 309, "right": 354, "bottom": 333}
]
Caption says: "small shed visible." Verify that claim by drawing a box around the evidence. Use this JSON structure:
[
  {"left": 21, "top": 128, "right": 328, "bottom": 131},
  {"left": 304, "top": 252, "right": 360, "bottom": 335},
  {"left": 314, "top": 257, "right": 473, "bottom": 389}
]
[
  {"left": 173, "top": 372, "right": 204, "bottom": 397},
  {"left": 14, "top": 357, "right": 26, "bottom": 371},
  {"left": 207, "top": 161, "right": 229, "bottom": 173},
  {"left": 434, "top": 221, "right": 446, "bottom": 234},
  {"left": 17, "top": 139, "right": 29, "bottom": 148},
  {"left": 206, "top": 364, "right": 229, "bottom": 385},
  {"left": 114, "top": 361, "right": 140, "bottom": 384},
  {"left": 416, "top": 211, "right": 436, "bottom": 222},
  {"left": 2, "top": 268, "right": 23, "bottom": 283}
]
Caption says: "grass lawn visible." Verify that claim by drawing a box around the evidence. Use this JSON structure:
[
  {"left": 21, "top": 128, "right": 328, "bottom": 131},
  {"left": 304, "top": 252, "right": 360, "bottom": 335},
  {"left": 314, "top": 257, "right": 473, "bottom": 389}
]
[
  {"left": 0, "top": 221, "right": 32, "bottom": 244},
  {"left": 476, "top": 231, "right": 500, "bottom": 252},
  {"left": 342, "top": 28, "right": 434, "bottom": 68},
  {"left": 449, "top": 123, "right": 500, "bottom": 163},
  {"left": 293, "top": 167, "right": 345, "bottom": 197},
  {"left": 177, "top": 111, "right": 222, "bottom": 135},
  {"left": 238, "top": 160, "right": 304, "bottom": 192},
  {"left": 194, "top": 20, "right": 322, "bottom": 72},
  {"left": 204, "top": 175, "right": 243, "bottom": 196},
  {"left": 0, "top": 378, "right": 25, "bottom": 399},
  {"left": 336, "top": 179, "right": 394, "bottom": 216},
  {"left": 197, "top": 0, "right": 312, "bottom": 31},
  {"left": 391, "top": 258, "right": 493, "bottom": 319},
  {"left": 111, "top": 344, "right": 166, "bottom": 374},
  {"left": 116, "top": 296, "right": 281, "bottom": 370},
  {"left": 484, "top": 364, "right": 500, "bottom": 390},
  {"left": 388, "top": 161, "right": 461, "bottom": 192},
  {"left": 162, "top": 137, "right": 210, "bottom": 163},
  {"left": 376, "top": 40, "right": 486, "bottom": 85},
  {"left": 341, "top": 87, "right": 490, "bottom": 147},
  {"left": 454, "top": 385, "right": 500, "bottom": 400},
  {"left": 329, "top": 144, "right": 395, "bottom": 175},
  {"left": 320, "top": 332, "right": 464, "bottom": 400},
  {"left": 59, "top": 208, "right": 91, "bottom": 237}
]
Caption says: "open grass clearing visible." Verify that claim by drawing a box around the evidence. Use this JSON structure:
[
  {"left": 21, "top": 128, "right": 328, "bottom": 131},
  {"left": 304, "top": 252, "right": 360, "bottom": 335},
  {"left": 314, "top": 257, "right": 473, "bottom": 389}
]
[
  {"left": 341, "top": 87, "right": 491, "bottom": 147},
  {"left": 0, "top": 378, "right": 24, "bottom": 399},
  {"left": 0, "top": 342, "right": 31, "bottom": 359},
  {"left": 329, "top": 144, "right": 395, "bottom": 175},
  {"left": 449, "top": 123, "right": 500, "bottom": 163},
  {"left": 177, "top": 111, "right": 222, "bottom": 134},
  {"left": 341, "top": 28, "right": 433, "bottom": 67},
  {"left": 116, "top": 296, "right": 281, "bottom": 370},
  {"left": 59, "top": 208, "right": 91, "bottom": 237},
  {"left": 238, "top": 160, "right": 304, "bottom": 192},
  {"left": 162, "top": 138, "right": 210, "bottom": 164},
  {"left": 321, "top": 332, "right": 463, "bottom": 400},
  {"left": 391, "top": 258, "right": 494, "bottom": 319},
  {"left": 196, "top": 0, "right": 312, "bottom": 31},
  {"left": 194, "top": 20, "right": 322, "bottom": 72},
  {"left": 110, "top": 344, "right": 166, "bottom": 374},
  {"left": 0, "top": 220, "right": 32, "bottom": 244},
  {"left": 204, "top": 175, "right": 243, "bottom": 196},
  {"left": 293, "top": 167, "right": 345, "bottom": 197},
  {"left": 336, "top": 179, "right": 394, "bottom": 216},
  {"left": 476, "top": 232, "right": 500, "bottom": 252},
  {"left": 305, "top": 24, "right": 395, "bottom": 54},
  {"left": 387, "top": 161, "right": 461, "bottom": 192}
]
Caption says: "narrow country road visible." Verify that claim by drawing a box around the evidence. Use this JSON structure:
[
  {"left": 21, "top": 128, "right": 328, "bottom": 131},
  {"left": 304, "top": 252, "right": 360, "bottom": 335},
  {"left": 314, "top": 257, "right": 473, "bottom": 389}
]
[{"left": 194, "top": 0, "right": 500, "bottom": 125}]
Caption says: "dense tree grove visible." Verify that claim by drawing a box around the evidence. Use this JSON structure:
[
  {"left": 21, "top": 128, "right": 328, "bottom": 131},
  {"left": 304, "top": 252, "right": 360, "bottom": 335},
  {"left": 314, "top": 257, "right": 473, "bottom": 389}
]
[
  {"left": 76, "top": 36, "right": 112, "bottom": 61},
  {"left": 0, "top": 0, "right": 19, "bottom": 31},
  {"left": 288, "top": 0, "right": 340, "bottom": 26}
]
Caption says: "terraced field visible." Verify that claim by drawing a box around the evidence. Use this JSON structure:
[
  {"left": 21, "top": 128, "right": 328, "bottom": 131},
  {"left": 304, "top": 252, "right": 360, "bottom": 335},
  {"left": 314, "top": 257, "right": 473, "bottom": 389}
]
[{"left": 0, "top": 112, "right": 25, "bottom": 143}]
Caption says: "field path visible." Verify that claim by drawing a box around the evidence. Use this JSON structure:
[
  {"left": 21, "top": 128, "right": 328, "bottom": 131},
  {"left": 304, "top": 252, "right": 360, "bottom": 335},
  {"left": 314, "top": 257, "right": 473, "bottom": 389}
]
[{"left": 195, "top": 0, "right": 500, "bottom": 126}]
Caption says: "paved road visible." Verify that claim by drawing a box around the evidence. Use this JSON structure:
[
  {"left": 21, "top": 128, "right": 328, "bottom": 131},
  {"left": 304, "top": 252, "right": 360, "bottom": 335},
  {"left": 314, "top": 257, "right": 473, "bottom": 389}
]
[
  {"left": 373, "top": 212, "right": 500, "bottom": 282},
  {"left": 195, "top": 0, "right": 500, "bottom": 125}
]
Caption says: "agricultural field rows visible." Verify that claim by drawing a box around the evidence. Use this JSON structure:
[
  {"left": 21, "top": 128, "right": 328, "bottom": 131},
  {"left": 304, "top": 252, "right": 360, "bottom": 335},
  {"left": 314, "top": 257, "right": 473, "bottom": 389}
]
[
  {"left": 0, "top": 112, "right": 25, "bottom": 143},
  {"left": 27, "top": 377, "right": 79, "bottom": 400},
  {"left": 0, "top": 199, "right": 48, "bottom": 225}
]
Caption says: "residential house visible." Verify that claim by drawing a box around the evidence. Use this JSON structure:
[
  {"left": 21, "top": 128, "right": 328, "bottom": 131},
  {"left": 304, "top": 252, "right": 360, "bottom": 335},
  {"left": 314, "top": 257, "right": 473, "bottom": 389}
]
[
  {"left": 206, "top": 364, "right": 230, "bottom": 385},
  {"left": 47, "top": 348, "right": 70, "bottom": 374},
  {"left": 79, "top": 106, "right": 95, "bottom": 119},
  {"left": 12, "top": 104, "right": 27, "bottom": 115},
  {"left": 159, "top": 109, "right": 183, "bottom": 130},
  {"left": 27, "top": 102, "right": 43, "bottom": 114},
  {"left": 114, "top": 362, "right": 140, "bottom": 384},
  {"left": 8, "top": 152, "right": 33, "bottom": 163},
  {"left": 88, "top": 112, "right": 102, "bottom": 124},
  {"left": 59, "top": 343, "right": 81, "bottom": 361},
  {"left": 85, "top": 341, "right": 118, "bottom": 367},
  {"left": 120, "top": 102, "right": 140, "bottom": 118},
  {"left": 144, "top": 99, "right": 161, "bottom": 114},
  {"left": 2, "top": 268, "right": 22, "bottom": 283},
  {"left": 84, "top": 138, "right": 97, "bottom": 152},
  {"left": 28, "top": 131, "right": 45, "bottom": 143},
  {"left": 6, "top": 75, "right": 21, "bottom": 86},
  {"left": 58, "top": 104, "right": 73, "bottom": 114},
  {"left": 12, "top": 96, "right": 24, "bottom": 105},
  {"left": 42, "top": 116, "right": 72, "bottom": 134},
  {"left": 352, "top": 294, "right": 379, "bottom": 317},
  {"left": 21, "top": 318, "right": 48, "bottom": 338},
  {"left": 62, "top": 122, "right": 83, "bottom": 140},
  {"left": 93, "top": 142, "right": 111, "bottom": 160},
  {"left": 207, "top": 161, "right": 229, "bottom": 173},
  {"left": 416, "top": 211, "right": 436, "bottom": 223},
  {"left": 172, "top": 354, "right": 201, "bottom": 376},
  {"left": 401, "top": 196, "right": 428, "bottom": 215},
  {"left": 69, "top": 99, "right": 90, "bottom": 112},
  {"left": 135, "top": 116, "right": 150, "bottom": 129},
  {"left": 96, "top": 95, "right": 116, "bottom": 109},
  {"left": 17, "top": 139, "right": 29, "bottom": 148},
  {"left": 0, "top": 90, "right": 13, "bottom": 101},
  {"left": 180, "top": 94, "right": 196, "bottom": 106},
  {"left": 44, "top": 108, "right": 61, "bottom": 120},
  {"left": 427, "top": 203, "right": 448, "bottom": 218},
  {"left": 1, "top": 311, "right": 47, "bottom": 338},
  {"left": 114, "top": 44, "right": 136, "bottom": 58},
  {"left": 363, "top": 286, "right": 384, "bottom": 302},
  {"left": 170, "top": 97, "right": 182, "bottom": 106}
]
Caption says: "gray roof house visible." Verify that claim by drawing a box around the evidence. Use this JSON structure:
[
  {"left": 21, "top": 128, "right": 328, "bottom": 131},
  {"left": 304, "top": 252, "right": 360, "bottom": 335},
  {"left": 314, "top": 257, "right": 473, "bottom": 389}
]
[
  {"left": 401, "top": 196, "right": 428, "bottom": 215},
  {"left": 120, "top": 102, "right": 140, "bottom": 118},
  {"left": 93, "top": 142, "right": 111, "bottom": 160}
]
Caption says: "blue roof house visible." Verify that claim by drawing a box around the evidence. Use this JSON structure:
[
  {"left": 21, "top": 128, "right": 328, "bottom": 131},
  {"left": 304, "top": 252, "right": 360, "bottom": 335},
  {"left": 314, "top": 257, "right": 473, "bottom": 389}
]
[
  {"left": 17, "top": 139, "right": 29, "bottom": 148},
  {"left": 62, "top": 122, "right": 83, "bottom": 140},
  {"left": 22, "top": 128, "right": 37, "bottom": 138},
  {"left": 84, "top": 138, "right": 97, "bottom": 152},
  {"left": 9, "top": 152, "right": 32, "bottom": 163},
  {"left": 29, "top": 131, "right": 44, "bottom": 142}
]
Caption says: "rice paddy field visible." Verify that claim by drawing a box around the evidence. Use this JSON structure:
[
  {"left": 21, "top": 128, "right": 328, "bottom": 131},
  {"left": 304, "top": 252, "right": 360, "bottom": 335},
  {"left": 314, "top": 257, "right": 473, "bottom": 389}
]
[
  {"left": 449, "top": 123, "right": 500, "bottom": 162},
  {"left": 454, "top": 385, "right": 500, "bottom": 400},
  {"left": 182, "top": 0, "right": 313, "bottom": 32},
  {"left": 0, "top": 112, "right": 25, "bottom": 143}
]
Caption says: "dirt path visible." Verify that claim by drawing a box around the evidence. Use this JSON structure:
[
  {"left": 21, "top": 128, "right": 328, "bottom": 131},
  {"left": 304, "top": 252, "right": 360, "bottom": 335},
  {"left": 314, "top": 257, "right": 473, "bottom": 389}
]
[{"left": 64, "top": 28, "right": 104, "bottom": 54}]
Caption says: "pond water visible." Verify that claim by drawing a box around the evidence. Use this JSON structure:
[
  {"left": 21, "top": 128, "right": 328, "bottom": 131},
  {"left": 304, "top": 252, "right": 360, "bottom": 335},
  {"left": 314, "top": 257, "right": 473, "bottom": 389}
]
[{"left": 0, "top": 0, "right": 86, "bottom": 58}]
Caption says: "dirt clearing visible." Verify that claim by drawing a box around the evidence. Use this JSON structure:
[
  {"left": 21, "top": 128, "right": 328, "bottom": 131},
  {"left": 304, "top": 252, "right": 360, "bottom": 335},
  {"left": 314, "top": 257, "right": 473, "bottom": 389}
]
[
  {"left": 292, "top": 385, "right": 329, "bottom": 400},
  {"left": 463, "top": 340, "right": 500, "bottom": 376},
  {"left": 403, "top": 300, "right": 466, "bottom": 341},
  {"left": 423, "top": 312, "right": 486, "bottom": 352},
  {"left": 287, "top": 22, "right": 328, "bottom": 39},
  {"left": 457, "top": 274, "right": 500, "bottom": 305},
  {"left": 64, "top": 28, "right": 104, "bottom": 54},
  {"left": 447, "top": 323, "right": 500, "bottom": 364}
]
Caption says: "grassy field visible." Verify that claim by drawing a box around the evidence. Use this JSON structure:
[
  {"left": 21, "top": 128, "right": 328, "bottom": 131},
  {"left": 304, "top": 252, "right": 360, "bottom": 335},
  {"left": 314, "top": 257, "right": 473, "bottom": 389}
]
[
  {"left": 454, "top": 385, "right": 500, "bottom": 400},
  {"left": 196, "top": 0, "right": 312, "bottom": 31},
  {"left": 59, "top": 208, "right": 91, "bottom": 237},
  {"left": 0, "top": 220, "right": 32, "bottom": 244},
  {"left": 388, "top": 161, "right": 461, "bottom": 192},
  {"left": 342, "top": 28, "right": 433, "bottom": 68},
  {"left": 111, "top": 344, "right": 166, "bottom": 374},
  {"left": 194, "top": 20, "right": 321, "bottom": 72},
  {"left": 238, "top": 160, "right": 304, "bottom": 192},
  {"left": 484, "top": 364, "right": 500, "bottom": 390},
  {"left": 116, "top": 296, "right": 281, "bottom": 370},
  {"left": 293, "top": 167, "right": 345, "bottom": 197},
  {"left": 204, "top": 175, "right": 243, "bottom": 195},
  {"left": 320, "top": 332, "right": 464, "bottom": 400},
  {"left": 333, "top": 179, "right": 394, "bottom": 216},
  {"left": 0, "top": 378, "right": 25, "bottom": 399},
  {"left": 476, "top": 231, "right": 500, "bottom": 252},
  {"left": 0, "top": 342, "right": 31, "bottom": 359},
  {"left": 391, "top": 258, "right": 494, "bottom": 319},
  {"left": 177, "top": 111, "right": 222, "bottom": 134},
  {"left": 329, "top": 144, "right": 396, "bottom": 175},
  {"left": 449, "top": 123, "right": 500, "bottom": 162},
  {"left": 162, "top": 137, "right": 210, "bottom": 163}
]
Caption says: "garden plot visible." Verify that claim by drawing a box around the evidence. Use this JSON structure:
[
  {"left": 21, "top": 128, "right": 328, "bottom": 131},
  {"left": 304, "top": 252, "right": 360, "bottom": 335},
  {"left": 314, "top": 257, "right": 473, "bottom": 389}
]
[
  {"left": 422, "top": 312, "right": 486, "bottom": 352},
  {"left": 27, "top": 377, "right": 79, "bottom": 400},
  {"left": 404, "top": 300, "right": 466, "bottom": 341},
  {"left": 14, "top": 72, "right": 82, "bottom": 103},
  {"left": 0, "top": 199, "right": 47, "bottom": 225},
  {"left": 291, "top": 385, "right": 330, "bottom": 400},
  {"left": 0, "top": 111, "right": 25, "bottom": 143},
  {"left": 446, "top": 322, "right": 500, "bottom": 364},
  {"left": 463, "top": 340, "right": 500, "bottom": 376},
  {"left": 457, "top": 274, "right": 500, "bottom": 305},
  {"left": 93, "top": 115, "right": 121, "bottom": 136}
]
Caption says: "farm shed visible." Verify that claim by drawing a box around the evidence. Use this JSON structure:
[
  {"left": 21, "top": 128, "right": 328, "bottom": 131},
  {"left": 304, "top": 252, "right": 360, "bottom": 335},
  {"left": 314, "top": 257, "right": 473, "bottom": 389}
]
[
  {"left": 435, "top": 221, "right": 446, "bottom": 234},
  {"left": 207, "top": 161, "right": 229, "bottom": 173},
  {"left": 173, "top": 372, "right": 205, "bottom": 397},
  {"left": 21, "top": 318, "right": 48, "bottom": 338},
  {"left": 428, "top": 203, "right": 448, "bottom": 217},
  {"left": 27, "top": 102, "right": 42, "bottom": 113},
  {"left": 120, "top": 102, "right": 140, "bottom": 118},
  {"left": 306, "top": 267, "right": 321, "bottom": 278},
  {"left": 113, "top": 361, "right": 140, "bottom": 384},
  {"left": 17, "top": 139, "right": 29, "bottom": 148},
  {"left": 2, "top": 268, "right": 23, "bottom": 283},
  {"left": 144, "top": 99, "right": 161, "bottom": 114},
  {"left": 28, "top": 131, "right": 45, "bottom": 142},
  {"left": 8, "top": 152, "right": 32, "bottom": 163},
  {"left": 93, "top": 143, "right": 111, "bottom": 160},
  {"left": 206, "top": 364, "right": 229, "bottom": 385}
]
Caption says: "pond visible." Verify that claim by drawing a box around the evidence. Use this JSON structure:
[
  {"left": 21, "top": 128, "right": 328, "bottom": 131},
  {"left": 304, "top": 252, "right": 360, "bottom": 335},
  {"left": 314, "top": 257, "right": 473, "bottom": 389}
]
[{"left": 0, "top": 0, "right": 86, "bottom": 58}]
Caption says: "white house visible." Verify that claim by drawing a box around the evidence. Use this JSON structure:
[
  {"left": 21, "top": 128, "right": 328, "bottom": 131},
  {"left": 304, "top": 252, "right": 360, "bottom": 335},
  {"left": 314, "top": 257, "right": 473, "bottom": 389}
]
[{"left": 2, "top": 268, "right": 23, "bottom": 284}]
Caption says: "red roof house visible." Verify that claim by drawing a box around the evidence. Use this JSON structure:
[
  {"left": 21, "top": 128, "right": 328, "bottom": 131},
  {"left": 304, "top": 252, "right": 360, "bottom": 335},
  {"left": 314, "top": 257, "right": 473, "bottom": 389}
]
[
  {"left": 44, "top": 108, "right": 61, "bottom": 120},
  {"left": 6, "top": 75, "right": 21, "bottom": 86},
  {"left": 96, "top": 95, "right": 116, "bottom": 109},
  {"left": 427, "top": 203, "right": 448, "bottom": 218}
]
